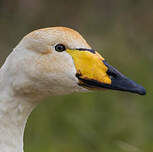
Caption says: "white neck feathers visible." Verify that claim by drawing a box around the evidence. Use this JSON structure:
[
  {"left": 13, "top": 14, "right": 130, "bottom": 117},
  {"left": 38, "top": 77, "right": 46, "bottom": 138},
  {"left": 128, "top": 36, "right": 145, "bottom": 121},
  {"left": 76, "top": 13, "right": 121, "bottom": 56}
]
[{"left": 0, "top": 62, "right": 38, "bottom": 152}]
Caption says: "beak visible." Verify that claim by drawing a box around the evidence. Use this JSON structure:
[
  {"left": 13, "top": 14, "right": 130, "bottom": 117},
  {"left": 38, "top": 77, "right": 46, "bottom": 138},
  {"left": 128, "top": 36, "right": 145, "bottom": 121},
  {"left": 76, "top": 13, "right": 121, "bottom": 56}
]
[{"left": 67, "top": 48, "right": 146, "bottom": 95}]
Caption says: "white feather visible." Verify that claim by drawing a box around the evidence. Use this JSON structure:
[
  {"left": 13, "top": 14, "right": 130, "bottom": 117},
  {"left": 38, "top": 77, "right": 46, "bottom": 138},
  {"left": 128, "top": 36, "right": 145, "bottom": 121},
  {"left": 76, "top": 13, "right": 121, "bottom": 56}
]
[{"left": 0, "top": 27, "right": 89, "bottom": 152}]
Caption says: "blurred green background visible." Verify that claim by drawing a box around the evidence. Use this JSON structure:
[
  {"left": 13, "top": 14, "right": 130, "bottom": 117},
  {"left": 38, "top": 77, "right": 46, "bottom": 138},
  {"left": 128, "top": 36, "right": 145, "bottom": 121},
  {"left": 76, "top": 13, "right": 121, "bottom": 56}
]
[{"left": 0, "top": 0, "right": 152, "bottom": 151}]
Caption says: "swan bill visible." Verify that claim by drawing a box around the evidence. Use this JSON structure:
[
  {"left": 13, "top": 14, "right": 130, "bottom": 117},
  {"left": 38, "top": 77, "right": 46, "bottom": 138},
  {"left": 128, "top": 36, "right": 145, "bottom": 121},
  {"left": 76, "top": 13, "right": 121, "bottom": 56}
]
[{"left": 67, "top": 49, "right": 146, "bottom": 95}]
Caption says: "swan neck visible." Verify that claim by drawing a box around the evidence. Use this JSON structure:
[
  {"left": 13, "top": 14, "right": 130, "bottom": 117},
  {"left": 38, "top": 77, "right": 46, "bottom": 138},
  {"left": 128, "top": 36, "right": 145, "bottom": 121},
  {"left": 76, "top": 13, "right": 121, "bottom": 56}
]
[{"left": 0, "top": 83, "right": 37, "bottom": 152}]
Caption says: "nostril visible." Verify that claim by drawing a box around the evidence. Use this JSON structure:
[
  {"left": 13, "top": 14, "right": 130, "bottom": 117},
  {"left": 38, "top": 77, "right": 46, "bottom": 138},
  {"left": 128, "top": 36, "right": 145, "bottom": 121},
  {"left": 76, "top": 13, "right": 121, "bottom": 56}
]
[{"left": 107, "top": 69, "right": 117, "bottom": 79}]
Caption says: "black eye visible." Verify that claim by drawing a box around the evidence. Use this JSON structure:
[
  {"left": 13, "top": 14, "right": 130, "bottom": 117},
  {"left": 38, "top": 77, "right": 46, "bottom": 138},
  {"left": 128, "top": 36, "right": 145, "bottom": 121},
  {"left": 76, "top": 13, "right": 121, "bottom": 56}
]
[{"left": 55, "top": 44, "right": 66, "bottom": 52}]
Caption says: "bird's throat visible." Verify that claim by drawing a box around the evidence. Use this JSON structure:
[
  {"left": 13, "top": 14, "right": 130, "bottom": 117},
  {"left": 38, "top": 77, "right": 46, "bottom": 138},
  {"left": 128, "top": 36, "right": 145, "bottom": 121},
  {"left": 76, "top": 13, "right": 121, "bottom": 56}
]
[
  {"left": 0, "top": 85, "right": 37, "bottom": 152},
  {"left": 0, "top": 51, "right": 45, "bottom": 152}
]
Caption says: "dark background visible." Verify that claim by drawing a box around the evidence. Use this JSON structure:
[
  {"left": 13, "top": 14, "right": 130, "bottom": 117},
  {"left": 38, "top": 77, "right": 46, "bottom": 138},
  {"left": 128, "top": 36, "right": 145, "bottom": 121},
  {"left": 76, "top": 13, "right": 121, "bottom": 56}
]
[{"left": 0, "top": 0, "right": 152, "bottom": 151}]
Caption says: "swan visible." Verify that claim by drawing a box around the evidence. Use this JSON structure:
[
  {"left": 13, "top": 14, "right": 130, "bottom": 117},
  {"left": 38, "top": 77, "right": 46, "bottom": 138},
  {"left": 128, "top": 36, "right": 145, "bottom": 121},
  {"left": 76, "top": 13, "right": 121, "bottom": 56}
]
[{"left": 0, "top": 27, "right": 146, "bottom": 152}]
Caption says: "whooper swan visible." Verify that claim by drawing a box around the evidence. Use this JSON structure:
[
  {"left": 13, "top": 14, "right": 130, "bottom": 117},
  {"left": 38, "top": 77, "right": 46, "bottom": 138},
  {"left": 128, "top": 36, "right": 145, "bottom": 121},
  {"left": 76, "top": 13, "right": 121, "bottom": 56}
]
[{"left": 0, "top": 27, "right": 146, "bottom": 152}]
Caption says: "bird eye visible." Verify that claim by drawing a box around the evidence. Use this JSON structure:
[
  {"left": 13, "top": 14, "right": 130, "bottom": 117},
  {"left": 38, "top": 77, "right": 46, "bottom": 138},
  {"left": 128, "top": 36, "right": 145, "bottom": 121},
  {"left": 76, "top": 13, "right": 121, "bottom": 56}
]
[{"left": 55, "top": 44, "right": 66, "bottom": 52}]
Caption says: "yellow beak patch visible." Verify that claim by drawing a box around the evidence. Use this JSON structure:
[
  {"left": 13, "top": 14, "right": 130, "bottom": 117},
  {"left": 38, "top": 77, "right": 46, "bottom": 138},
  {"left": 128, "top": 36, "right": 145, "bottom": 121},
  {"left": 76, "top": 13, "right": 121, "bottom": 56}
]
[{"left": 66, "top": 49, "right": 111, "bottom": 85}]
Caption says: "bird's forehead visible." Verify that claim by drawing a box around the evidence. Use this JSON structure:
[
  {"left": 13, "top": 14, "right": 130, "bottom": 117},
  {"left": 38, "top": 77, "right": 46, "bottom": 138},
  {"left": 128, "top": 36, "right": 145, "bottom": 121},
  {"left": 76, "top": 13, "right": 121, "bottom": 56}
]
[{"left": 25, "top": 27, "right": 91, "bottom": 49}]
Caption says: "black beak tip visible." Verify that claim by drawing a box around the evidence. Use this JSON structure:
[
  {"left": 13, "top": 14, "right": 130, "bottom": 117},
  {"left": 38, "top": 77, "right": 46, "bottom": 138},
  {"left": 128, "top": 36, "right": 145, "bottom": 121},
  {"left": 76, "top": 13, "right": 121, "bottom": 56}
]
[
  {"left": 136, "top": 86, "right": 146, "bottom": 95},
  {"left": 103, "top": 60, "right": 146, "bottom": 96}
]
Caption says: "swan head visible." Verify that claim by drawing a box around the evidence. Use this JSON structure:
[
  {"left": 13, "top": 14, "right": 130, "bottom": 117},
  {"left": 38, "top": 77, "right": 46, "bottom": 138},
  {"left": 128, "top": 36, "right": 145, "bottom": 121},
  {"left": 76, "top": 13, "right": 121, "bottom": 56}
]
[{"left": 6, "top": 27, "right": 145, "bottom": 99}]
